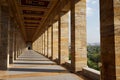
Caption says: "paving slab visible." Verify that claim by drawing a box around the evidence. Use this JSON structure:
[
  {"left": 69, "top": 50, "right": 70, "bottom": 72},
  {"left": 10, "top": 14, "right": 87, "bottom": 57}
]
[{"left": 0, "top": 50, "right": 89, "bottom": 80}]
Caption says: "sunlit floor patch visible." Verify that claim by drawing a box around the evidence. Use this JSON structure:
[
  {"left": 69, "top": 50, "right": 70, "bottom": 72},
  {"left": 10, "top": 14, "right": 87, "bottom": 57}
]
[{"left": 0, "top": 50, "right": 90, "bottom": 80}]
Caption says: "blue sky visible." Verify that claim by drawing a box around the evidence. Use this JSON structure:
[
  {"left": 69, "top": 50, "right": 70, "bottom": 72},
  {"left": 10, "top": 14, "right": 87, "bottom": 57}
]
[{"left": 87, "top": 0, "right": 100, "bottom": 44}]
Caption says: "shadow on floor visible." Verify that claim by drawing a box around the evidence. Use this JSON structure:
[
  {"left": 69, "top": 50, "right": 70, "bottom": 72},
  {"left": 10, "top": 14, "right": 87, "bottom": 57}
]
[
  {"left": 9, "top": 68, "right": 67, "bottom": 73},
  {"left": 14, "top": 62, "right": 56, "bottom": 65},
  {"left": 16, "top": 59, "right": 50, "bottom": 61},
  {"left": 18, "top": 57, "right": 45, "bottom": 58}
]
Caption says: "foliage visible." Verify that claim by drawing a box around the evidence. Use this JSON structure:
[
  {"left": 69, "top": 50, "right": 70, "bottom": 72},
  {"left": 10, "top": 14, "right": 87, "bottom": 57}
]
[
  {"left": 69, "top": 44, "right": 101, "bottom": 71},
  {"left": 87, "top": 45, "right": 101, "bottom": 71}
]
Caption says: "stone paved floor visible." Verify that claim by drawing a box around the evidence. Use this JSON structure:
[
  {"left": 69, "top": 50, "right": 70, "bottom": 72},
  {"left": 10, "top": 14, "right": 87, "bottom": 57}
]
[{"left": 0, "top": 50, "right": 90, "bottom": 80}]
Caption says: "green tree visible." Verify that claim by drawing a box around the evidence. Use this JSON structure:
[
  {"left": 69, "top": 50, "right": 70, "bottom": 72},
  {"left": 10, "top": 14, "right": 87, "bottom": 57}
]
[{"left": 87, "top": 45, "right": 101, "bottom": 71}]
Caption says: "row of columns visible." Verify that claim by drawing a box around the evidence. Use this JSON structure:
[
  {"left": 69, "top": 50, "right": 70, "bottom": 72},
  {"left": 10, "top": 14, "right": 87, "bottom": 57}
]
[
  {"left": 0, "top": 0, "right": 120, "bottom": 79},
  {"left": 32, "top": 0, "right": 120, "bottom": 80},
  {"left": 0, "top": 5, "right": 26, "bottom": 70},
  {"left": 33, "top": 0, "right": 87, "bottom": 72}
]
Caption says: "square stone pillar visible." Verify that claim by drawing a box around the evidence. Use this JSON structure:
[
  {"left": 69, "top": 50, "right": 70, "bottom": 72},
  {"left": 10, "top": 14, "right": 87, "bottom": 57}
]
[
  {"left": 52, "top": 22, "right": 59, "bottom": 61},
  {"left": 44, "top": 30, "right": 47, "bottom": 56},
  {"left": 58, "top": 12, "right": 69, "bottom": 64},
  {"left": 33, "top": 41, "right": 36, "bottom": 51},
  {"left": 14, "top": 29, "right": 17, "bottom": 60},
  {"left": 47, "top": 28, "right": 49, "bottom": 57},
  {"left": 70, "top": 0, "right": 87, "bottom": 72},
  {"left": 16, "top": 46, "right": 19, "bottom": 58},
  {"left": 44, "top": 29, "right": 48, "bottom": 57},
  {"left": 12, "top": 26, "right": 16, "bottom": 61},
  {"left": 41, "top": 34, "right": 44, "bottom": 55},
  {"left": 9, "top": 18, "right": 14, "bottom": 64},
  {"left": 48, "top": 26, "right": 52, "bottom": 58},
  {"left": 0, "top": 6, "right": 9, "bottom": 70},
  {"left": 39, "top": 37, "right": 42, "bottom": 53},
  {"left": 39, "top": 39, "right": 41, "bottom": 53},
  {"left": 37, "top": 40, "right": 39, "bottom": 52},
  {"left": 16, "top": 36, "right": 20, "bottom": 58},
  {"left": 16, "top": 32, "right": 19, "bottom": 58},
  {"left": 40, "top": 36, "right": 42, "bottom": 53},
  {"left": 36, "top": 36, "right": 39, "bottom": 52},
  {"left": 43, "top": 33, "right": 45, "bottom": 55},
  {"left": 100, "top": 0, "right": 120, "bottom": 80},
  {"left": 51, "top": 25, "right": 53, "bottom": 60}
]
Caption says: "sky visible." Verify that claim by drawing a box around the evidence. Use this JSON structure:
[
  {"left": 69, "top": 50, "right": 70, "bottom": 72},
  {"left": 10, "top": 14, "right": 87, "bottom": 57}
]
[{"left": 87, "top": 0, "right": 100, "bottom": 44}]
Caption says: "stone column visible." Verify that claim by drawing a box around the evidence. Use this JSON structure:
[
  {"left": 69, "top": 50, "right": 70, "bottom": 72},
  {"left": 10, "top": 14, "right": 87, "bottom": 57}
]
[
  {"left": 43, "top": 33, "right": 45, "bottom": 55},
  {"left": 70, "top": 0, "right": 87, "bottom": 72},
  {"left": 58, "top": 17, "right": 61, "bottom": 64},
  {"left": 51, "top": 25, "right": 53, "bottom": 60},
  {"left": 39, "top": 37, "right": 42, "bottom": 53},
  {"left": 47, "top": 28, "right": 49, "bottom": 57},
  {"left": 14, "top": 29, "right": 17, "bottom": 60},
  {"left": 17, "top": 45, "right": 19, "bottom": 58},
  {"left": 44, "top": 31, "right": 46, "bottom": 56},
  {"left": 16, "top": 34, "right": 20, "bottom": 58},
  {"left": 48, "top": 26, "right": 52, "bottom": 58},
  {"left": 45, "top": 29, "right": 48, "bottom": 57},
  {"left": 58, "top": 12, "right": 69, "bottom": 64},
  {"left": 100, "top": 0, "right": 120, "bottom": 80},
  {"left": 15, "top": 42, "right": 18, "bottom": 59},
  {"left": 9, "top": 18, "right": 14, "bottom": 64},
  {"left": 39, "top": 36, "right": 42, "bottom": 53},
  {"left": 42, "top": 34, "right": 44, "bottom": 55},
  {"left": 12, "top": 26, "right": 15, "bottom": 61},
  {"left": 42, "top": 35, "right": 44, "bottom": 55},
  {"left": 38, "top": 37, "right": 40, "bottom": 53},
  {"left": 16, "top": 32, "right": 18, "bottom": 58},
  {"left": 37, "top": 37, "right": 41, "bottom": 53},
  {"left": 52, "top": 22, "right": 58, "bottom": 61},
  {"left": 0, "top": 6, "right": 9, "bottom": 70}
]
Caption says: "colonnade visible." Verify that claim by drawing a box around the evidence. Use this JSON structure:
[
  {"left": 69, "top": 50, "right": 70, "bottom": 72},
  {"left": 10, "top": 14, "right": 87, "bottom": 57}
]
[
  {"left": 0, "top": 5, "right": 26, "bottom": 70},
  {"left": 0, "top": 0, "right": 120, "bottom": 80},
  {"left": 33, "top": 0, "right": 120, "bottom": 80},
  {"left": 33, "top": 0, "right": 87, "bottom": 72}
]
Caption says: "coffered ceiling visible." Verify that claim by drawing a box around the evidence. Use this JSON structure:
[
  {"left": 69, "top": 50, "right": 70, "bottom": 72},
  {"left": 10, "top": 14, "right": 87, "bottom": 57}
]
[{"left": 7, "top": 0, "right": 70, "bottom": 42}]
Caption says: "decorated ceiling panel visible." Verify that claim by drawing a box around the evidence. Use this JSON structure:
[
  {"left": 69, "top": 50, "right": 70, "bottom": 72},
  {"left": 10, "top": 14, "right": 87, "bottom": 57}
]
[
  {"left": 9, "top": 0, "right": 69, "bottom": 42},
  {"left": 24, "top": 22, "right": 39, "bottom": 24},
  {"left": 24, "top": 17, "right": 42, "bottom": 21},
  {"left": 21, "top": 0, "right": 50, "bottom": 7},
  {"left": 23, "top": 10, "right": 45, "bottom": 16}
]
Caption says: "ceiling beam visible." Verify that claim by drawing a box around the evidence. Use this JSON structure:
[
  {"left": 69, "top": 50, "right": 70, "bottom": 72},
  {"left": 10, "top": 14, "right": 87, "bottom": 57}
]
[
  {"left": 23, "top": 20, "right": 40, "bottom": 23},
  {"left": 24, "top": 24, "right": 39, "bottom": 27},
  {"left": 21, "top": 6, "right": 49, "bottom": 11},
  {"left": 22, "top": 14, "right": 45, "bottom": 18}
]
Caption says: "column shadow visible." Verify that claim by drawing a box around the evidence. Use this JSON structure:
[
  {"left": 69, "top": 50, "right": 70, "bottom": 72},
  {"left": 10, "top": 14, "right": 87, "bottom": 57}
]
[{"left": 9, "top": 68, "right": 68, "bottom": 73}]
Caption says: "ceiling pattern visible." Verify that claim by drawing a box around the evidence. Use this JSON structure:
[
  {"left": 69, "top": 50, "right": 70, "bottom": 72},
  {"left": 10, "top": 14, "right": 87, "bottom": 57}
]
[
  {"left": 9, "top": 0, "right": 58, "bottom": 42},
  {"left": 7, "top": 0, "right": 70, "bottom": 42}
]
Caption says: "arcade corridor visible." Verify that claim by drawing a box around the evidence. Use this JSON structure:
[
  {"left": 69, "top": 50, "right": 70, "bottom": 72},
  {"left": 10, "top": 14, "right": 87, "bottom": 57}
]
[{"left": 0, "top": 0, "right": 120, "bottom": 80}]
